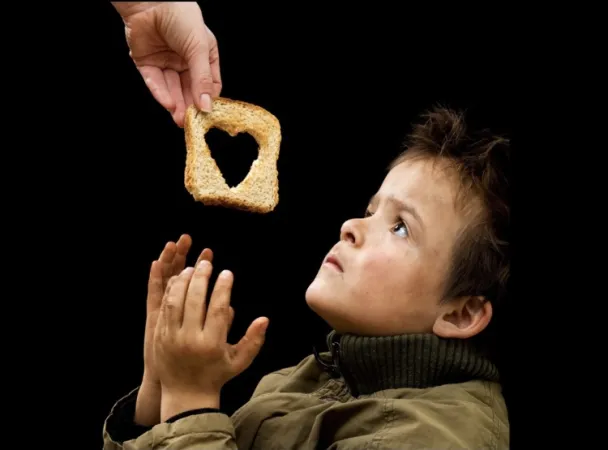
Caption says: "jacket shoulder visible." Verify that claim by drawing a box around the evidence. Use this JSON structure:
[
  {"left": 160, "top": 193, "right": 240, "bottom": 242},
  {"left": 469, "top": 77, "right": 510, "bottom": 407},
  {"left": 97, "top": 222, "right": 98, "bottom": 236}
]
[
  {"left": 251, "top": 353, "right": 329, "bottom": 398},
  {"left": 383, "top": 380, "right": 509, "bottom": 449}
]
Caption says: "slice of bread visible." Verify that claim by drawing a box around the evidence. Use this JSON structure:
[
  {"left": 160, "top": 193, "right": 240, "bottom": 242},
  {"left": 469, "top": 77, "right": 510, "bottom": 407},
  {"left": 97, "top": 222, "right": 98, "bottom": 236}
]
[{"left": 184, "top": 97, "right": 282, "bottom": 213}]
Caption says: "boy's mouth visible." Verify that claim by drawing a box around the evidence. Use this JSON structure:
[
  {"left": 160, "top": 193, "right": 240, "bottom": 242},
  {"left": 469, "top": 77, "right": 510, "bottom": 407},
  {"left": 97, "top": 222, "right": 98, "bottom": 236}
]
[{"left": 324, "top": 254, "right": 343, "bottom": 272}]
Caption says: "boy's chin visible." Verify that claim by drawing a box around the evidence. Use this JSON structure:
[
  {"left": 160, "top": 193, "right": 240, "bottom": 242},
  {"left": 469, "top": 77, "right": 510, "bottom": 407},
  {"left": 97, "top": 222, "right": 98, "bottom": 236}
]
[
  {"left": 305, "top": 281, "right": 333, "bottom": 316},
  {"left": 305, "top": 277, "right": 332, "bottom": 307},
  {"left": 305, "top": 282, "right": 350, "bottom": 332}
]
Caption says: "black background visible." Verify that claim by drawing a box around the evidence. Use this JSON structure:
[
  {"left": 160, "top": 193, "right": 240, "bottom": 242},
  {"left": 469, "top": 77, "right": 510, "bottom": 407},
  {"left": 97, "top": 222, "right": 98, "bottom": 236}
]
[
  {"left": 99, "top": 1, "right": 513, "bottom": 444},
  {"left": 26, "top": 2, "right": 523, "bottom": 448}
]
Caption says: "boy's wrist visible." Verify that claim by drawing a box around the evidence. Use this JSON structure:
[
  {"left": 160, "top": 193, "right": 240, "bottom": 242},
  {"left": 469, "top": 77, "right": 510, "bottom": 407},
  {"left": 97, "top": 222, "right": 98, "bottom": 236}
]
[
  {"left": 161, "top": 390, "right": 220, "bottom": 422},
  {"left": 135, "top": 379, "right": 162, "bottom": 426}
]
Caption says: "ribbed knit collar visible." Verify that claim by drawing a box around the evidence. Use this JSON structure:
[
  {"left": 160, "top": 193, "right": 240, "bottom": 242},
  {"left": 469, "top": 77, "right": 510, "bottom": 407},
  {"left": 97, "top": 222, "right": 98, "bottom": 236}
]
[{"left": 313, "top": 330, "right": 499, "bottom": 396}]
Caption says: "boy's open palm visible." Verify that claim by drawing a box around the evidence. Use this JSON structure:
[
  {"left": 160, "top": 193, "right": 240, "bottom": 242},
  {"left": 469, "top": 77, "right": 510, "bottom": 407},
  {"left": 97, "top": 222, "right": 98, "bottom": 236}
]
[
  {"left": 154, "top": 261, "right": 269, "bottom": 401},
  {"left": 144, "top": 235, "right": 214, "bottom": 386}
]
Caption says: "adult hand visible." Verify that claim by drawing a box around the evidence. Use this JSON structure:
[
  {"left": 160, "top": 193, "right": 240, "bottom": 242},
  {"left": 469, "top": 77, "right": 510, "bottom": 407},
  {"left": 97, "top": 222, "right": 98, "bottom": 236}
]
[
  {"left": 154, "top": 260, "right": 269, "bottom": 421},
  {"left": 113, "top": 2, "right": 222, "bottom": 127},
  {"left": 136, "top": 234, "right": 214, "bottom": 426}
]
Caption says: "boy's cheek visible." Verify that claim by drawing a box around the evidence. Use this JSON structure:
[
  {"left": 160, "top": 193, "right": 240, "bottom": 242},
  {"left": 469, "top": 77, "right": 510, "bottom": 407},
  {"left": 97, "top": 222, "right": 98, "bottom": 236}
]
[
  {"left": 359, "top": 253, "right": 397, "bottom": 278},
  {"left": 358, "top": 253, "right": 423, "bottom": 297}
]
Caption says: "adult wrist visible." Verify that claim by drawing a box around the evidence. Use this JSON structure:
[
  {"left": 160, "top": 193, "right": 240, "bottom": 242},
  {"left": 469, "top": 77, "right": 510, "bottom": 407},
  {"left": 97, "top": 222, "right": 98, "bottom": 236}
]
[{"left": 111, "top": 2, "right": 162, "bottom": 19}]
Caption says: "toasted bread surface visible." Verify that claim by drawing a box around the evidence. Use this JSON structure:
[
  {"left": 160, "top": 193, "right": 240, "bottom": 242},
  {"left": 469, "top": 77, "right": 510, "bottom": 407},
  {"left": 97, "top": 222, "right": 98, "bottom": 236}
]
[{"left": 184, "top": 97, "right": 282, "bottom": 213}]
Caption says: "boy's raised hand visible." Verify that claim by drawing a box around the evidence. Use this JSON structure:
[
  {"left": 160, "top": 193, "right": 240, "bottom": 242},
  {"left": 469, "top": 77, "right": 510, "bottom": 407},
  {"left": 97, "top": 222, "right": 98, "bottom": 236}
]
[
  {"left": 136, "top": 234, "right": 214, "bottom": 426},
  {"left": 154, "top": 260, "right": 269, "bottom": 421}
]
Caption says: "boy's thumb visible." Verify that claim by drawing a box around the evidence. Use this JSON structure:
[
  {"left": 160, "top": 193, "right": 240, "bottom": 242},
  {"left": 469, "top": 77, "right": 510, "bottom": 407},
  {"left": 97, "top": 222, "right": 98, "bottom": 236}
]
[
  {"left": 188, "top": 43, "right": 215, "bottom": 113},
  {"left": 233, "top": 318, "right": 269, "bottom": 373}
]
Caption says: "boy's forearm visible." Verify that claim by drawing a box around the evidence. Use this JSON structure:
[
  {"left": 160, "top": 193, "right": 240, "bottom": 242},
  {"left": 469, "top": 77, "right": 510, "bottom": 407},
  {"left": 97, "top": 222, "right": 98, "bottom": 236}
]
[
  {"left": 134, "top": 381, "right": 162, "bottom": 426},
  {"left": 111, "top": 2, "right": 162, "bottom": 18}
]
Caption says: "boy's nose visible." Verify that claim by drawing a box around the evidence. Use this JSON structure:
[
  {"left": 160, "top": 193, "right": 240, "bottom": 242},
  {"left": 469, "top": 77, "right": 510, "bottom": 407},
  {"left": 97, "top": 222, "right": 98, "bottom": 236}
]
[{"left": 340, "top": 218, "right": 365, "bottom": 246}]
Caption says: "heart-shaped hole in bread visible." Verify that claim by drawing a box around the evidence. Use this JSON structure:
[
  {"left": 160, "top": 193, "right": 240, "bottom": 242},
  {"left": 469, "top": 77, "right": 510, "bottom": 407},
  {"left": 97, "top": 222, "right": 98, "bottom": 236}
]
[{"left": 206, "top": 127, "right": 259, "bottom": 188}]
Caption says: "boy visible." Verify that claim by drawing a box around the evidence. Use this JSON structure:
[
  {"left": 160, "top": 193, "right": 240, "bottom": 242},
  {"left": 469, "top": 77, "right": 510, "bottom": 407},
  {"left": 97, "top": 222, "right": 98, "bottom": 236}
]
[{"left": 103, "top": 106, "right": 510, "bottom": 449}]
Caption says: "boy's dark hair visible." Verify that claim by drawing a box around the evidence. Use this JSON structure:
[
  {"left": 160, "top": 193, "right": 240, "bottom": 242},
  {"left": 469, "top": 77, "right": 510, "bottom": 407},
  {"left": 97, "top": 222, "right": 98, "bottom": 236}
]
[{"left": 389, "top": 106, "right": 510, "bottom": 322}]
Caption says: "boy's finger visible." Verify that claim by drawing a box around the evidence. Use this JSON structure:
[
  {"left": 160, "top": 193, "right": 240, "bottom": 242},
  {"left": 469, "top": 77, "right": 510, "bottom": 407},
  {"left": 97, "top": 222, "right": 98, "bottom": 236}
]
[
  {"left": 157, "top": 242, "right": 177, "bottom": 291},
  {"left": 164, "top": 268, "right": 194, "bottom": 333},
  {"left": 232, "top": 317, "right": 269, "bottom": 374},
  {"left": 228, "top": 306, "right": 235, "bottom": 331},
  {"left": 159, "top": 241, "right": 176, "bottom": 272},
  {"left": 203, "top": 270, "right": 233, "bottom": 345},
  {"left": 147, "top": 261, "right": 164, "bottom": 312},
  {"left": 195, "top": 248, "right": 214, "bottom": 266},
  {"left": 171, "top": 234, "right": 193, "bottom": 275},
  {"left": 183, "top": 260, "right": 212, "bottom": 331}
]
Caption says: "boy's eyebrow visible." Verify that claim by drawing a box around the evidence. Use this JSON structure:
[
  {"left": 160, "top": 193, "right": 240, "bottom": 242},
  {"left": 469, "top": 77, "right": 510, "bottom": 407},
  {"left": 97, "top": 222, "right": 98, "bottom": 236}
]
[{"left": 368, "top": 194, "right": 424, "bottom": 228}]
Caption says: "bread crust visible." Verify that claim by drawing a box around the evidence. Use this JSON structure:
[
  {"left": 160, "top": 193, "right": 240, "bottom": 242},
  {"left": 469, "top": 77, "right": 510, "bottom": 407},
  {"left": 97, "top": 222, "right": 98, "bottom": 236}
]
[{"left": 184, "top": 97, "right": 282, "bottom": 213}]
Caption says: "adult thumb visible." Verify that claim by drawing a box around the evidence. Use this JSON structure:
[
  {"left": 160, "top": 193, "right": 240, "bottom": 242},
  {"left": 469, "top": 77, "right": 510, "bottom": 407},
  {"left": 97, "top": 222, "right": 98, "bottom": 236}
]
[{"left": 187, "top": 42, "right": 215, "bottom": 113}]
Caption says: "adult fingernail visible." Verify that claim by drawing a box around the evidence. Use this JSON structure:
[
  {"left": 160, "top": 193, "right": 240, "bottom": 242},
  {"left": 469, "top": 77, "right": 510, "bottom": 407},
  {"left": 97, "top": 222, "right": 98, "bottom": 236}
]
[{"left": 200, "top": 94, "right": 212, "bottom": 112}]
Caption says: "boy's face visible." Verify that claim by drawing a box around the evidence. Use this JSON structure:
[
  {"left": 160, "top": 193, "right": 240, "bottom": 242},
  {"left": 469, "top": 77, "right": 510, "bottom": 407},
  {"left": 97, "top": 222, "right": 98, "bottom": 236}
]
[{"left": 305, "top": 156, "right": 480, "bottom": 336}]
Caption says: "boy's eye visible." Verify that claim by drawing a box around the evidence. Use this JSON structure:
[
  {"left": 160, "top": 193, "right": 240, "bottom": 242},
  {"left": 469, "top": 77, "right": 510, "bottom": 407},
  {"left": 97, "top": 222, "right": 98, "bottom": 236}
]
[
  {"left": 366, "top": 209, "right": 409, "bottom": 238},
  {"left": 392, "top": 221, "right": 409, "bottom": 238}
]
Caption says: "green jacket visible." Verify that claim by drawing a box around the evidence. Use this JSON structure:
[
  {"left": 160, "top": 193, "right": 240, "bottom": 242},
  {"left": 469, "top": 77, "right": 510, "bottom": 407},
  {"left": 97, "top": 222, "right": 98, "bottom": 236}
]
[{"left": 103, "top": 332, "right": 509, "bottom": 449}]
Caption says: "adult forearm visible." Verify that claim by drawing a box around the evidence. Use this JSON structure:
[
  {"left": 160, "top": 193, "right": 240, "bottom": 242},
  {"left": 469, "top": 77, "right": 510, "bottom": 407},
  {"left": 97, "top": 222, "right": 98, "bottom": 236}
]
[{"left": 111, "top": 2, "right": 163, "bottom": 18}]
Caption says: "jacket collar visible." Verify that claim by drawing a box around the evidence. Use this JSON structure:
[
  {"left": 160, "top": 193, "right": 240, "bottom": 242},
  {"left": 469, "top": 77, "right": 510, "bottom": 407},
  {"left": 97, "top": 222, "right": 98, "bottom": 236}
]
[{"left": 313, "top": 330, "right": 500, "bottom": 396}]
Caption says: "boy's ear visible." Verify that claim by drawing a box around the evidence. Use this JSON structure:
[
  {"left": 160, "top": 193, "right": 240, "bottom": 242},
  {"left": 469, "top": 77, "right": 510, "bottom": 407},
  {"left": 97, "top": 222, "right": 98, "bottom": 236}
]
[{"left": 432, "top": 296, "right": 492, "bottom": 339}]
